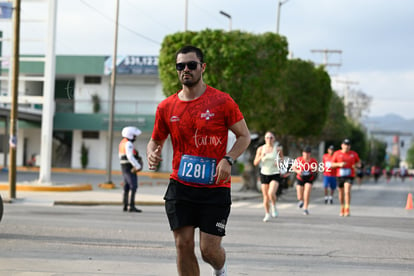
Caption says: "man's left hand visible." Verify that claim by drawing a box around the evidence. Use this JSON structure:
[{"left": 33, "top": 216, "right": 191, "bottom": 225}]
[{"left": 214, "top": 159, "right": 231, "bottom": 184}]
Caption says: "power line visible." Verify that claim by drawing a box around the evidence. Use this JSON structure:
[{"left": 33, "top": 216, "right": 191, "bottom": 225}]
[
  {"left": 79, "top": 0, "right": 160, "bottom": 46},
  {"left": 123, "top": 0, "right": 176, "bottom": 33}
]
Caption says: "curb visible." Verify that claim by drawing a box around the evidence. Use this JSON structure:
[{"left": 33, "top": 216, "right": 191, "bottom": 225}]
[
  {"left": 51, "top": 194, "right": 261, "bottom": 207},
  {"left": 53, "top": 200, "right": 165, "bottom": 206},
  {"left": 0, "top": 183, "right": 93, "bottom": 192}
]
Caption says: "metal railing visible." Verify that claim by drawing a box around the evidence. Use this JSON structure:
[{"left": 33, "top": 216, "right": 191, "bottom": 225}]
[
  {"left": 56, "top": 99, "right": 160, "bottom": 115},
  {"left": 1, "top": 99, "right": 161, "bottom": 115}
]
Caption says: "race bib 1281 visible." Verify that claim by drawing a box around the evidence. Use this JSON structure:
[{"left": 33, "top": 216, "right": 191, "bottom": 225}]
[{"left": 178, "top": 155, "right": 217, "bottom": 185}]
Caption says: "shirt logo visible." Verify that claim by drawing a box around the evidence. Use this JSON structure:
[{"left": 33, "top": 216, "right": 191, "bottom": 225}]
[
  {"left": 201, "top": 109, "right": 215, "bottom": 120},
  {"left": 170, "top": 116, "right": 180, "bottom": 122}
]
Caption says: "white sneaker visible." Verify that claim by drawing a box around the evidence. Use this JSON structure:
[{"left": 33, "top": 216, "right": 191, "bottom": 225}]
[
  {"left": 271, "top": 205, "right": 278, "bottom": 217},
  {"left": 212, "top": 262, "right": 227, "bottom": 276},
  {"left": 263, "top": 213, "right": 271, "bottom": 222}
]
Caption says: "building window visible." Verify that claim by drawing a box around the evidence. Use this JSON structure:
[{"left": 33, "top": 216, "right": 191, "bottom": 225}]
[
  {"left": 84, "top": 76, "right": 101, "bottom": 84},
  {"left": 82, "top": 131, "right": 99, "bottom": 139}
]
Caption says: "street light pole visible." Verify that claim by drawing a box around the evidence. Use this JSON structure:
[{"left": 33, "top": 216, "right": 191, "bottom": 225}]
[
  {"left": 184, "top": 0, "right": 188, "bottom": 31},
  {"left": 105, "top": 0, "right": 120, "bottom": 185},
  {"left": 276, "top": 0, "right": 290, "bottom": 34},
  {"left": 219, "top": 10, "right": 232, "bottom": 31}
]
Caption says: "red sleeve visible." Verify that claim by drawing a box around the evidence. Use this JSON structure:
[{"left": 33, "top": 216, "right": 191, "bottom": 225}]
[
  {"left": 152, "top": 99, "right": 171, "bottom": 141},
  {"left": 331, "top": 151, "right": 339, "bottom": 162},
  {"left": 224, "top": 92, "right": 244, "bottom": 127}
]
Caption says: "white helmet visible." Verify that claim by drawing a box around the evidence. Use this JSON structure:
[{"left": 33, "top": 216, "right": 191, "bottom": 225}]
[{"left": 121, "top": 126, "right": 142, "bottom": 140}]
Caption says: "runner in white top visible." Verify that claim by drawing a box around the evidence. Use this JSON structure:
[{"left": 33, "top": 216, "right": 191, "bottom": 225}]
[{"left": 254, "top": 131, "right": 281, "bottom": 222}]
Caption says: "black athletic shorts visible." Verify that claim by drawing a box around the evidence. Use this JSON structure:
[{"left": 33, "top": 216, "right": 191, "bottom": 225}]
[
  {"left": 164, "top": 179, "right": 231, "bottom": 236},
  {"left": 260, "top": 173, "right": 281, "bottom": 184},
  {"left": 337, "top": 177, "right": 354, "bottom": 188},
  {"left": 165, "top": 200, "right": 230, "bottom": 236},
  {"left": 296, "top": 178, "right": 314, "bottom": 186}
]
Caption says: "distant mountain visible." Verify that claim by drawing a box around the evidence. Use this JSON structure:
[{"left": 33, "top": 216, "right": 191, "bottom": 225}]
[{"left": 362, "top": 114, "right": 414, "bottom": 135}]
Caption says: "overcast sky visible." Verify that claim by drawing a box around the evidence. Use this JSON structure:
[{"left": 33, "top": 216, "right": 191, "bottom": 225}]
[{"left": 1, "top": 0, "right": 413, "bottom": 119}]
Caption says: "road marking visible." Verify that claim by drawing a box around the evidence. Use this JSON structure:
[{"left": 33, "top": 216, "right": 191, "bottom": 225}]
[{"left": 232, "top": 202, "right": 296, "bottom": 210}]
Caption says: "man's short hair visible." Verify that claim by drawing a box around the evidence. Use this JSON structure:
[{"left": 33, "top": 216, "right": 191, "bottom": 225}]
[{"left": 176, "top": 45, "right": 204, "bottom": 63}]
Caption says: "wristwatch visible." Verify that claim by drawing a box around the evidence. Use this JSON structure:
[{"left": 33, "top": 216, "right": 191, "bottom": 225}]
[{"left": 223, "top": 155, "right": 234, "bottom": 166}]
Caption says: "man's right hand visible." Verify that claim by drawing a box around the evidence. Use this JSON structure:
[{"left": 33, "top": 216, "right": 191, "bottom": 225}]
[{"left": 148, "top": 145, "right": 162, "bottom": 170}]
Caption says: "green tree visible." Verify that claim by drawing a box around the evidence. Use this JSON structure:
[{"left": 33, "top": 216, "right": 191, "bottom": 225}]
[
  {"left": 406, "top": 144, "right": 414, "bottom": 168},
  {"left": 367, "top": 138, "right": 387, "bottom": 167},
  {"left": 271, "top": 60, "right": 333, "bottom": 153},
  {"left": 322, "top": 92, "right": 350, "bottom": 140},
  {"left": 388, "top": 155, "right": 400, "bottom": 168},
  {"left": 276, "top": 61, "right": 332, "bottom": 137},
  {"left": 80, "top": 142, "right": 89, "bottom": 169},
  {"left": 347, "top": 122, "right": 368, "bottom": 160}
]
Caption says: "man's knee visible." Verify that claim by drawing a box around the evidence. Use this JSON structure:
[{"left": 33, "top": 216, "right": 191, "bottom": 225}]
[
  {"left": 200, "top": 243, "right": 219, "bottom": 263},
  {"left": 175, "top": 235, "right": 195, "bottom": 253},
  {"left": 200, "top": 235, "right": 223, "bottom": 262}
]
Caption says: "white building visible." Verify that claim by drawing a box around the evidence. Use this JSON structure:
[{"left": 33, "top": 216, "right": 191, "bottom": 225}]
[{"left": 0, "top": 55, "right": 174, "bottom": 172}]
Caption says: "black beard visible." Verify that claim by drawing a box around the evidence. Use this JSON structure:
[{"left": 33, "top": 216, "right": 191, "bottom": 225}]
[{"left": 181, "top": 74, "right": 201, "bottom": 88}]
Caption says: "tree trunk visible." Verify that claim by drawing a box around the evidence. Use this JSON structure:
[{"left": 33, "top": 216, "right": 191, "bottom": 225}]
[{"left": 241, "top": 138, "right": 260, "bottom": 192}]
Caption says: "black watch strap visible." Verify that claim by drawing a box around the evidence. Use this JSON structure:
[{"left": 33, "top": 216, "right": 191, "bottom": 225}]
[{"left": 223, "top": 155, "right": 234, "bottom": 166}]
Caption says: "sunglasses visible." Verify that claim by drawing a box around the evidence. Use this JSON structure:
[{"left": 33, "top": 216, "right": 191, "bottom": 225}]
[
  {"left": 176, "top": 61, "right": 202, "bottom": 71},
  {"left": 265, "top": 136, "right": 274, "bottom": 139}
]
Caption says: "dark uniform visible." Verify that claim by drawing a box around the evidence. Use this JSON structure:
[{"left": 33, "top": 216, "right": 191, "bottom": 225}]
[{"left": 119, "top": 127, "right": 143, "bottom": 212}]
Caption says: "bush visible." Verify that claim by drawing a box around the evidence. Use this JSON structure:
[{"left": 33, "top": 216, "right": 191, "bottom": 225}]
[{"left": 81, "top": 143, "right": 89, "bottom": 169}]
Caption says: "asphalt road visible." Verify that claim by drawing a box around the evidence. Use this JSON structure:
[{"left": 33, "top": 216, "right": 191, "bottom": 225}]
[{"left": 0, "top": 176, "right": 413, "bottom": 276}]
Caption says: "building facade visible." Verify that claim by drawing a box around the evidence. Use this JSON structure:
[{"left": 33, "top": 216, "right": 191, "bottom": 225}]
[{"left": 0, "top": 55, "right": 175, "bottom": 172}]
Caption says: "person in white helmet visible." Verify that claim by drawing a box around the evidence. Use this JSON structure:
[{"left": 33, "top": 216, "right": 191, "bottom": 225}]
[{"left": 119, "top": 126, "right": 143, "bottom": 212}]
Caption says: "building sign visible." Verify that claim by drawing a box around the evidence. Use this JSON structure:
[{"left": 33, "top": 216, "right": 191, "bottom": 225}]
[
  {"left": 0, "top": 3, "right": 12, "bottom": 19},
  {"left": 104, "top": 56, "right": 158, "bottom": 75}
]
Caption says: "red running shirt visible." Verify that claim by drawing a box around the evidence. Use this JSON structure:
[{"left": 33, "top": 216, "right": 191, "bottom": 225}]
[
  {"left": 331, "top": 150, "right": 360, "bottom": 177},
  {"left": 294, "top": 156, "right": 318, "bottom": 181},
  {"left": 152, "top": 85, "right": 244, "bottom": 188},
  {"left": 322, "top": 153, "right": 336, "bottom": 177}
]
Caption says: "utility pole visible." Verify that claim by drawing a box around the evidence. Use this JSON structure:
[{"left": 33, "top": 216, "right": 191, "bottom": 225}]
[
  {"left": 8, "top": 0, "right": 21, "bottom": 199},
  {"left": 311, "top": 49, "right": 342, "bottom": 70},
  {"left": 334, "top": 79, "right": 359, "bottom": 118},
  {"left": 105, "top": 0, "right": 120, "bottom": 185},
  {"left": 184, "top": 0, "right": 188, "bottom": 31},
  {"left": 276, "top": 0, "right": 290, "bottom": 34}
]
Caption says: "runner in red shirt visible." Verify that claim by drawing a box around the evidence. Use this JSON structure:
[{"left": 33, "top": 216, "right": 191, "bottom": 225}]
[
  {"left": 147, "top": 45, "right": 250, "bottom": 276},
  {"left": 322, "top": 145, "right": 337, "bottom": 204},
  {"left": 293, "top": 146, "right": 318, "bottom": 215},
  {"left": 331, "top": 138, "right": 361, "bottom": 217}
]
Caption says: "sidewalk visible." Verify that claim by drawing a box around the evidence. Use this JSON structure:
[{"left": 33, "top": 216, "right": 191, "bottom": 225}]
[{"left": 0, "top": 167, "right": 262, "bottom": 206}]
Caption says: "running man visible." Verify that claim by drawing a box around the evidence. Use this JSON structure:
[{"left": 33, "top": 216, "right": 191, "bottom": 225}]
[
  {"left": 331, "top": 139, "right": 361, "bottom": 217},
  {"left": 322, "top": 145, "right": 337, "bottom": 204},
  {"left": 293, "top": 146, "right": 318, "bottom": 215},
  {"left": 147, "top": 45, "right": 250, "bottom": 276}
]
